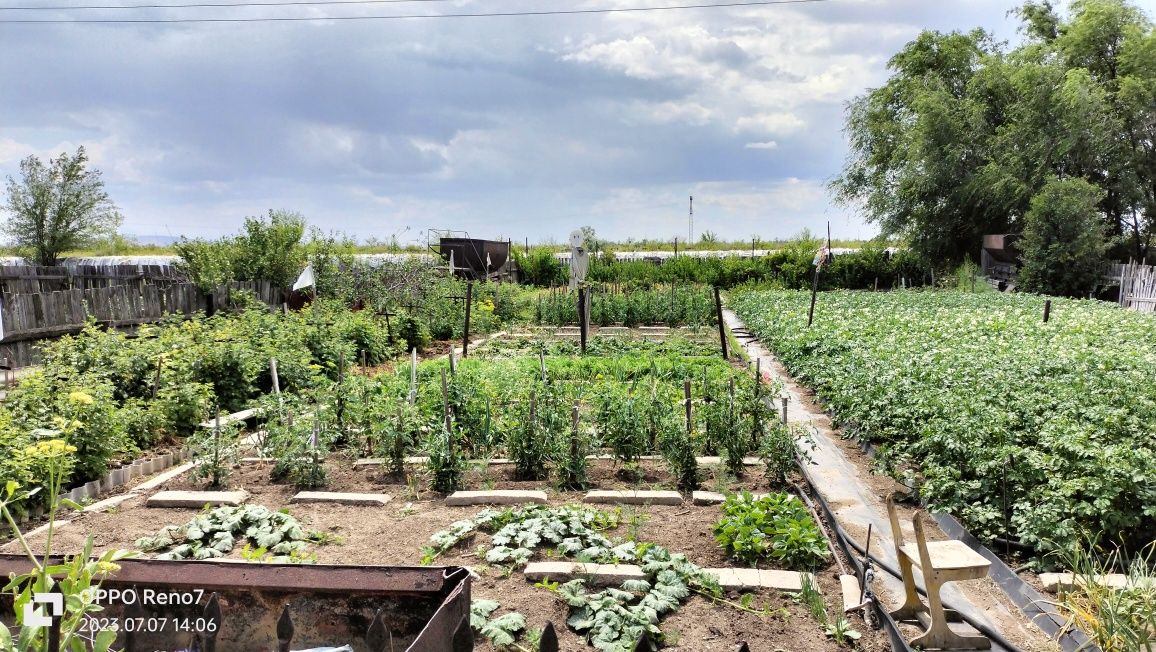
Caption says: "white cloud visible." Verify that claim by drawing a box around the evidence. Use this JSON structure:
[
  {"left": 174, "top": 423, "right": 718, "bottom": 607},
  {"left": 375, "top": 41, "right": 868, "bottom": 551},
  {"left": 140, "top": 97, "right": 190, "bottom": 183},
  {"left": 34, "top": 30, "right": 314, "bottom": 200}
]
[{"left": 0, "top": 0, "right": 1029, "bottom": 241}]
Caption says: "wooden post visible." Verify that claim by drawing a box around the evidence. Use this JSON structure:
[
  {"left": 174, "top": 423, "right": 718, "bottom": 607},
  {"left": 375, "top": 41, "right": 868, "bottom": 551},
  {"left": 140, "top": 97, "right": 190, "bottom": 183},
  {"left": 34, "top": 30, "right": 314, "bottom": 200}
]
[
  {"left": 409, "top": 348, "right": 418, "bottom": 405},
  {"left": 539, "top": 351, "right": 547, "bottom": 383},
  {"left": 578, "top": 287, "right": 588, "bottom": 354},
  {"left": 270, "top": 357, "right": 283, "bottom": 412},
  {"left": 780, "top": 394, "right": 789, "bottom": 424},
  {"left": 462, "top": 282, "right": 473, "bottom": 358},
  {"left": 213, "top": 408, "right": 222, "bottom": 485},
  {"left": 807, "top": 266, "right": 820, "bottom": 327},
  {"left": 684, "top": 380, "right": 693, "bottom": 435},
  {"left": 449, "top": 347, "right": 457, "bottom": 376},
  {"left": 1043, "top": 300, "right": 1052, "bottom": 323},
  {"left": 361, "top": 350, "right": 368, "bottom": 375},
  {"left": 151, "top": 356, "right": 163, "bottom": 399},
  {"left": 571, "top": 402, "right": 581, "bottom": 462},
  {"left": 440, "top": 368, "right": 452, "bottom": 432},
  {"left": 713, "top": 286, "right": 728, "bottom": 359}
]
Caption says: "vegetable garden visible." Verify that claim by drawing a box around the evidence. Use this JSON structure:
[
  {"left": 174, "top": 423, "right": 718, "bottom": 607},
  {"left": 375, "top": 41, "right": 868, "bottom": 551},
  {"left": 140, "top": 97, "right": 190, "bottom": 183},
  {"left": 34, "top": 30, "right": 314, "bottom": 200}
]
[
  {"left": 7, "top": 265, "right": 1150, "bottom": 651},
  {"left": 2, "top": 277, "right": 888, "bottom": 652},
  {"left": 731, "top": 288, "right": 1156, "bottom": 557}
]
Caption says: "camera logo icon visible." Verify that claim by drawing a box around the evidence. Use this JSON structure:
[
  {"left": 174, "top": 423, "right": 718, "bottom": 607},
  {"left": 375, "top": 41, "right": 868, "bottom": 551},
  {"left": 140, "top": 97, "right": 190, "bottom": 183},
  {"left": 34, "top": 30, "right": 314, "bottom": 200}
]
[{"left": 24, "top": 593, "right": 63, "bottom": 628}]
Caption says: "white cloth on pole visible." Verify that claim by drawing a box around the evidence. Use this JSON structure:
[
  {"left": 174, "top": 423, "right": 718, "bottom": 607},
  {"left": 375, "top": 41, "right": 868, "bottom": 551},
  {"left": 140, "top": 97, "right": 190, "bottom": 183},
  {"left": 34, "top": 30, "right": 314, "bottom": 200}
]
[{"left": 292, "top": 263, "right": 316, "bottom": 291}]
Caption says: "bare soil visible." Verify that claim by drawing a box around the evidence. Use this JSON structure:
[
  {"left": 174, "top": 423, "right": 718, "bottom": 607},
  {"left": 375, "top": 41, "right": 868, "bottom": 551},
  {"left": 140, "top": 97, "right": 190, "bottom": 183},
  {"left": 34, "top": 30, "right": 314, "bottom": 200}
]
[{"left": 21, "top": 456, "right": 890, "bottom": 651}]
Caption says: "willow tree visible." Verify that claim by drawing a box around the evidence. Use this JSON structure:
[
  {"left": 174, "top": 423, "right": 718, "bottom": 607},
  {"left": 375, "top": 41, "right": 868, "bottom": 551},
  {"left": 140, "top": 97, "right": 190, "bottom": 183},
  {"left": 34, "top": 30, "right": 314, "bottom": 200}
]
[{"left": 833, "top": 0, "right": 1154, "bottom": 265}]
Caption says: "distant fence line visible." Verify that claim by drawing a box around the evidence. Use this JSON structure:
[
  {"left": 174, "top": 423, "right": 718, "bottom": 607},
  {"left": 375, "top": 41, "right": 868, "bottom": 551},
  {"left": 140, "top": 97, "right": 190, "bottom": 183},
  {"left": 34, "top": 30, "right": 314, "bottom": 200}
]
[{"left": 0, "top": 280, "right": 282, "bottom": 368}]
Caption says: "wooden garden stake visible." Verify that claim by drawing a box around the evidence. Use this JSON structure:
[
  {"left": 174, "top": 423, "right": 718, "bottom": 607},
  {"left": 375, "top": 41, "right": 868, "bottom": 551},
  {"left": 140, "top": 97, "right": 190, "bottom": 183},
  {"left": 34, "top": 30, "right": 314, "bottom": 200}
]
[
  {"left": 449, "top": 346, "right": 457, "bottom": 376},
  {"left": 860, "top": 523, "right": 873, "bottom": 605},
  {"left": 780, "top": 393, "right": 789, "bottom": 424},
  {"left": 684, "top": 380, "right": 693, "bottom": 435},
  {"left": 213, "top": 408, "right": 222, "bottom": 487},
  {"left": 383, "top": 309, "right": 394, "bottom": 344},
  {"left": 571, "top": 402, "right": 580, "bottom": 461},
  {"left": 440, "top": 368, "right": 452, "bottom": 432},
  {"left": 807, "top": 267, "right": 820, "bottom": 327},
  {"left": 713, "top": 286, "right": 728, "bottom": 358},
  {"left": 1043, "top": 300, "right": 1052, "bottom": 323},
  {"left": 151, "top": 356, "right": 163, "bottom": 399},
  {"left": 361, "top": 350, "right": 368, "bottom": 375},
  {"left": 462, "top": 281, "right": 473, "bottom": 358},
  {"left": 270, "top": 358, "right": 281, "bottom": 396},
  {"left": 539, "top": 350, "right": 547, "bottom": 383},
  {"left": 578, "top": 287, "right": 588, "bottom": 354},
  {"left": 409, "top": 348, "right": 418, "bottom": 405}
]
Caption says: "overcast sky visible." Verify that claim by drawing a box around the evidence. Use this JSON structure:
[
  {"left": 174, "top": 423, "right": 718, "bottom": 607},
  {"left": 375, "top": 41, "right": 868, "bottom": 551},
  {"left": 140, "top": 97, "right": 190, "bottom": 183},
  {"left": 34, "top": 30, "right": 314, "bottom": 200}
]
[{"left": 2, "top": 0, "right": 1150, "bottom": 246}]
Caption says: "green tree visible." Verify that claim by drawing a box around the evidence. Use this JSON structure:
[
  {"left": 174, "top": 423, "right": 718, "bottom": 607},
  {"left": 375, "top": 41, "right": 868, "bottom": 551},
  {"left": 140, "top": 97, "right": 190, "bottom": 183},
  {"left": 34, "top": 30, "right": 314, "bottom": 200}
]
[
  {"left": 833, "top": 0, "right": 1155, "bottom": 263},
  {"left": 2, "top": 146, "right": 122, "bottom": 265},
  {"left": 1017, "top": 177, "right": 1108, "bottom": 297},
  {"left": 233, "top": 210, "right": 307, "bottom": 289},
  {"left": 831, "top": 29, "right": 1008, "bottom": 265},
  {"left": 173, "top": 237, "right": 237, "bottom": 293}
]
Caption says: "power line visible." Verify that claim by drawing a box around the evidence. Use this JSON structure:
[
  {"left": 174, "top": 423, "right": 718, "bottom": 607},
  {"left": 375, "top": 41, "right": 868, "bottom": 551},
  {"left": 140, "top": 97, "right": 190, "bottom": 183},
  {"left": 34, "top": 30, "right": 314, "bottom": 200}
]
[
  {"left": 0, "top": 0, "right": 835, "bottom": 23},
  {"left": 0, "top": 0, "right": 458, "bottom": 10}
]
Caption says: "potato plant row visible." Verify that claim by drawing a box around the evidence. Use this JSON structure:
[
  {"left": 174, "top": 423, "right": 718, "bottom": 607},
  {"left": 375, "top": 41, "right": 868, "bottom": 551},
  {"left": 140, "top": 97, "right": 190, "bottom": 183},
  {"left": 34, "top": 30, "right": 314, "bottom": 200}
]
[{"left": 730, "top": 288, "right": 1156, "bottom": 556}]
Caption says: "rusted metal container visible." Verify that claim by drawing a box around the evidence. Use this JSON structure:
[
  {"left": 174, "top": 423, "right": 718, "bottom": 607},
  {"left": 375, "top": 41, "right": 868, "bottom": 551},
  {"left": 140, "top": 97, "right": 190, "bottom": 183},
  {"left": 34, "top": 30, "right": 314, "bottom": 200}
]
[{"left": 0, "top": 556, "right": 472, "bottom": 652}]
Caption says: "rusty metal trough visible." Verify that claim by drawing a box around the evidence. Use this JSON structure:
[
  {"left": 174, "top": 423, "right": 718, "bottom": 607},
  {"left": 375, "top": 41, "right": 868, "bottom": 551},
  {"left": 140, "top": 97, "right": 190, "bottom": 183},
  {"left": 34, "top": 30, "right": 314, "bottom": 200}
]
[{"left": 0, "top": 556, "right": 472, "bottom": 652}]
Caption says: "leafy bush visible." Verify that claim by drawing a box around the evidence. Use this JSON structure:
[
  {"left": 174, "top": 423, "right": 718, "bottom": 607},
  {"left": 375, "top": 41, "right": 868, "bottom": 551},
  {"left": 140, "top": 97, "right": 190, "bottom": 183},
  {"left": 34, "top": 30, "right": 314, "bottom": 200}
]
[
  {"left": 396, "top": 312, "right": 432, "bottom": 353},
  {"left": 1017, "top": 177, "right": 1108, "bottom": 297},
  {"left": 514, "top": 248, "right": 566, "bottom": 287},
  {"left": 713, "top": 492, "right": 829, "bottom": 570},
  {"left": 6, "top": 375, "right": 128, "bottom": 483}
]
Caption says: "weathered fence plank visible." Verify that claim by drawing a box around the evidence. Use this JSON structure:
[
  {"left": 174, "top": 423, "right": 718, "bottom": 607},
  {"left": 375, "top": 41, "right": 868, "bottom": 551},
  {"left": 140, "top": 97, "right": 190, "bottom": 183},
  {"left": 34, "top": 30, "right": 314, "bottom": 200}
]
[{"left": 0, "top": 279, "right": 283, "bottom": 367}]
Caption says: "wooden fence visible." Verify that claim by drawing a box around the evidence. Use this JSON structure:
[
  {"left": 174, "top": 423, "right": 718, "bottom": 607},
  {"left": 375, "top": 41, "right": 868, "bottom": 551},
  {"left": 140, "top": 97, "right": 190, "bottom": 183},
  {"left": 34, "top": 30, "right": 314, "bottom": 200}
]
[
  {"left": 0, "top": 264, "right": 187, "bottom": 295},
  {"left": 0, "top": 280, "right": 283, "bottom": 368},
  {"left": 1109, "top": 262, "right": 1156, "bottom": 314}
]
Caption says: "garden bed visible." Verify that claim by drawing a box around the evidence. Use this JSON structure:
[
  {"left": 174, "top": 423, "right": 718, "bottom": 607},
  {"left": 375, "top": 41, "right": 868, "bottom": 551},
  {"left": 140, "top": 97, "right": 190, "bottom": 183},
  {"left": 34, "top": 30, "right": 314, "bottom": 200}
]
[{"left": 20, "top": 453, "right": 888, "bottom": 651}]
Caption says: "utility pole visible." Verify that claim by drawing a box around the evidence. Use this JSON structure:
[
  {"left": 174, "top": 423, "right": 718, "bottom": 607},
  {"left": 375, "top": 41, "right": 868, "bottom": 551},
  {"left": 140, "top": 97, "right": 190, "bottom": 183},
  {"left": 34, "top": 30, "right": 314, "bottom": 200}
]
[{"left": 688, "top": 195, "right": 694, "bottom": 244}]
